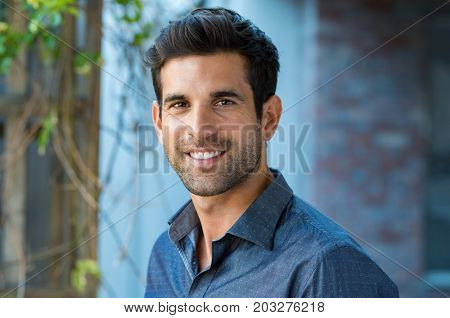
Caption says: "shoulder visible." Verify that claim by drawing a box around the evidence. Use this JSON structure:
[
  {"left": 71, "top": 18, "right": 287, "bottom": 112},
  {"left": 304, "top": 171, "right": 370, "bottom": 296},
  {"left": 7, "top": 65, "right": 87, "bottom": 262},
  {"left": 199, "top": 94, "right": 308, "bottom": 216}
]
[
  {"left": 279, "top": 195, "right": 363, "bottom": 254},
  {"left": 145, "top": 229, "right": 181, "bottom": 297},
  {"left": 149, "top": 229, "right": 173, "bottom": 259},
  {"left": 281, "top": 196, "right": 398, "bottom": 297},
  {"left": 300, "top": 244, "right": 399, "bottom": 297}
]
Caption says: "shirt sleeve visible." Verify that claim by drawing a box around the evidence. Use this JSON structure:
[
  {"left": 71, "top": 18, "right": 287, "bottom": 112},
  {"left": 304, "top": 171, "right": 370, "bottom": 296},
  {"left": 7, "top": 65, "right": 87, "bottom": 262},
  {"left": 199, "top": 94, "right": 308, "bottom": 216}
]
[{"left": 299, "top": 245, "right": 399, "bottom": 298}]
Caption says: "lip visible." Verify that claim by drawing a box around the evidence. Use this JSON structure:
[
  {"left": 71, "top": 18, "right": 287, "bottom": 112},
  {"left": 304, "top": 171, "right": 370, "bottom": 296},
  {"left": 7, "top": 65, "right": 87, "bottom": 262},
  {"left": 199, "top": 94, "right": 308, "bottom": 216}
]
[
  {"left": 186, "top": 148, "right": 226, "bottom": 153},
  {"left": 184, "top": 150, "right": 226, "bottom": 168}
]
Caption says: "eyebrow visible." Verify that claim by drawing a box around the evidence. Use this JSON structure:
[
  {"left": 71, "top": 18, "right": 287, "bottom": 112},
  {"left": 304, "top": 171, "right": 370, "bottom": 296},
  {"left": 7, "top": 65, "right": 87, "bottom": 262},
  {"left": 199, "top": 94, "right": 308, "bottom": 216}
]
[
  {"left": 163, "top": 89, "right": 246, "bottom": 106},
  {"left": 210, "top": 90, "right": 245, "bottom": 102},
  {"left": 163, "top": 94, "right": 186, "bottom": 106}
]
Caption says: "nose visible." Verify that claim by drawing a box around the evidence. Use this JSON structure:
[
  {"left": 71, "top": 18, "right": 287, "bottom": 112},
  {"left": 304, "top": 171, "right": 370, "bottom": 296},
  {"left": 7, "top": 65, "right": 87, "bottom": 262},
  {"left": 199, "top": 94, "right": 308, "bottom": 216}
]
[{"left": 187, "top": 103, "right": 218, "bottom": 140}]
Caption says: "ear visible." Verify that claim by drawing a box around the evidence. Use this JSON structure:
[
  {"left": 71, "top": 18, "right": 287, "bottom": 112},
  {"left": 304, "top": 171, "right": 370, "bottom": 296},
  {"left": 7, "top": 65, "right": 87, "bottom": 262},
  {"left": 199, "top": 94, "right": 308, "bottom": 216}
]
[
  {"left": 152, "top": 100, "right": 163, "bottom": 145},
  {"left": 261, "top": 95, "right": 282, "bottom": 141}
]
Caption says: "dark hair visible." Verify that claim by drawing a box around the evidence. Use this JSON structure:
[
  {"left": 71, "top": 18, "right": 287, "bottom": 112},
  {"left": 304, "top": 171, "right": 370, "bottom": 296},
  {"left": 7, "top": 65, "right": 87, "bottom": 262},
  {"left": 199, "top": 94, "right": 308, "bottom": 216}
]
[{"left": 144, "top": 7, "right": 280, "bottom": 119}]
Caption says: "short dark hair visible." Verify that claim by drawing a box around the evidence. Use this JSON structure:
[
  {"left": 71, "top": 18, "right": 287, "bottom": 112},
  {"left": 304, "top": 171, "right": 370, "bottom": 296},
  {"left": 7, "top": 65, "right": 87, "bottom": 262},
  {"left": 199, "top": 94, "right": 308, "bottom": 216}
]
[{"left": 144, "top": 7, "right": 280, "bottom": 119}]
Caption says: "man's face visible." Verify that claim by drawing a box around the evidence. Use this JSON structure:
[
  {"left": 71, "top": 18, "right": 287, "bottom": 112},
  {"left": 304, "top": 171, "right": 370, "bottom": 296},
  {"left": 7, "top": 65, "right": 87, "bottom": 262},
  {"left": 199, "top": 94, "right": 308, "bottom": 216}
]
[{"left": 153, "top": 52, "right": 263, "bottom": 196}]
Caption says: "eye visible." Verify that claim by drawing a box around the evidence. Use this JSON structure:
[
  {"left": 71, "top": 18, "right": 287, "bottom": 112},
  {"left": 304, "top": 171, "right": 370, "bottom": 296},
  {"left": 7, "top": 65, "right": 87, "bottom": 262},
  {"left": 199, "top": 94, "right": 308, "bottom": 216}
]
[
  {"left": 215, "top": 99, "right": 234, "bottom": 107},
  {"left": 170, "top": 102, "right": 188, "bottom": 109}
]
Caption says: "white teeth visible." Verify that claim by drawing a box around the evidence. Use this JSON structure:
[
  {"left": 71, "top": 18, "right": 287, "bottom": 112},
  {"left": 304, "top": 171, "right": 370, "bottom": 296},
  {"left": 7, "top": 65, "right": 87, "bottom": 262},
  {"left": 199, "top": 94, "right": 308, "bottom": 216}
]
[{"left": 189, "top": 151, "right": 222, "bottom": 159}]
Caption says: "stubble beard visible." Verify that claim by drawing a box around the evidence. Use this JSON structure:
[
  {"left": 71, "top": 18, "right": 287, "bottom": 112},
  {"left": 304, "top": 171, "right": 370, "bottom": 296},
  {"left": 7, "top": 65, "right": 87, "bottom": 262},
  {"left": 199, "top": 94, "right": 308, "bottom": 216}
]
[{"left": 163, "top": 128, "right": 263, "bottom": 197}]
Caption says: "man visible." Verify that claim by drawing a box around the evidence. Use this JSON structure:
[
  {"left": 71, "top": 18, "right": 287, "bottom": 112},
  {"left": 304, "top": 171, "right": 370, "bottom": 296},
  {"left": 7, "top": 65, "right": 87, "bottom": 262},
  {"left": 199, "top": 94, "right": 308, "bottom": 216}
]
[{"left": 144, "top": 7, "right": 399, "bottom": 297}]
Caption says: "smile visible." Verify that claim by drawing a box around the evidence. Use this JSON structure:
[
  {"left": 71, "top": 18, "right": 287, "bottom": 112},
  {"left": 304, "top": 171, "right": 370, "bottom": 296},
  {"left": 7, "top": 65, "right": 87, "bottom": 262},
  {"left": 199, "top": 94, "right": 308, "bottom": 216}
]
[
  {"left": 189, "top": 150, "right": 224, "bottom": 159},
  {"left": 184, "top": 149, "right": 226, "bottom": 168}
]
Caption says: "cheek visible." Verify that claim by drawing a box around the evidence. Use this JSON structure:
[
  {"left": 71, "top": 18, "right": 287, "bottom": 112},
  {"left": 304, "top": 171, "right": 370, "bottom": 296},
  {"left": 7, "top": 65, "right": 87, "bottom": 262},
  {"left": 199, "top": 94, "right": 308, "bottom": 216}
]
[
  {"left": 234, "top": 124, "right": 262, "bottom": 145},
  {"left": 162, "top": 117, "right": 183, "bottom": 137},
  {"left": 162, "top": 121, "right": 191, "bottom": 152},
  {"left": 222, "top": 127, "right": 252, "bottom": 150},
  {"left": 161, "top": 126, "right": 177, "bottom": 152}
]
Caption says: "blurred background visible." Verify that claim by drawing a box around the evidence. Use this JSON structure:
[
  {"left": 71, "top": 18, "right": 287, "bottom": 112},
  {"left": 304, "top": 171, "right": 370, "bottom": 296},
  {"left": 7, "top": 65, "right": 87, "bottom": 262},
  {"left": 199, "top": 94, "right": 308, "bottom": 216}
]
[{"left": 0, "top": 0, "right": 449, "bottom": 297}]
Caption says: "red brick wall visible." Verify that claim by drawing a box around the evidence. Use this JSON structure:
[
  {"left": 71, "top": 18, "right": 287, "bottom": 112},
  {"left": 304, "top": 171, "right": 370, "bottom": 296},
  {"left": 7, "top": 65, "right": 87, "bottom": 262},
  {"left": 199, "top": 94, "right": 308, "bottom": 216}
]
[{"left": 312, "top": 0, "right": 436, "bottom": 296}]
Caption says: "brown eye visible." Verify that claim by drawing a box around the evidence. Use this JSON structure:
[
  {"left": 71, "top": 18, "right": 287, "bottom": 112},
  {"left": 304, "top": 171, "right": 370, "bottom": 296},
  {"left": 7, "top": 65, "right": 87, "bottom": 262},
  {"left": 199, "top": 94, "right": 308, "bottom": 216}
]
[
  {"left": 171, "top": 102, "right": 188, "bottom": 108},
  {"left": 215, "top": 99, "right": 234, "bottom": 107}
]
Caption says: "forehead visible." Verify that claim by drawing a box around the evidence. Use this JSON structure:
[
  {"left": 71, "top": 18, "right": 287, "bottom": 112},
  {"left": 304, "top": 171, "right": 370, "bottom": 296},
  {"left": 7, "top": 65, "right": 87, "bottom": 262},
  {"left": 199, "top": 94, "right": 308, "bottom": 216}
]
[{"left": 160, "top": 52, "right": 251, "bottom": 99}]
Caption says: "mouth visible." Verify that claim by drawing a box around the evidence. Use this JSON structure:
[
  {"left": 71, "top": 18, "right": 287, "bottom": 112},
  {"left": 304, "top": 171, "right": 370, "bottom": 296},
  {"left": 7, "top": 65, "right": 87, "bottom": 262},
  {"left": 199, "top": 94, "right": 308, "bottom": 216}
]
[{"left": 184, "top": 149, "right": 226, "bottom": 168}]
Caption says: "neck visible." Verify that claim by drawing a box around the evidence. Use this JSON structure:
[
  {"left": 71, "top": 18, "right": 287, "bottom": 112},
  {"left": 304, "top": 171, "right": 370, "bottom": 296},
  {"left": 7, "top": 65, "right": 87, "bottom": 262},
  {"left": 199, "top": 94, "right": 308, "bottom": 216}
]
[{"left": 190, "top": 162, "right": 274, "bottom": 269}]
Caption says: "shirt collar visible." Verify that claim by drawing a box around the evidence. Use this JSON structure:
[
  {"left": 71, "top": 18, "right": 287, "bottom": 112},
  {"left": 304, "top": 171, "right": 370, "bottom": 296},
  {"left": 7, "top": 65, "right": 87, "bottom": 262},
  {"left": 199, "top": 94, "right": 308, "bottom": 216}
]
[{"left": 167, "top": 168, "right": 293, "bottom": 251}]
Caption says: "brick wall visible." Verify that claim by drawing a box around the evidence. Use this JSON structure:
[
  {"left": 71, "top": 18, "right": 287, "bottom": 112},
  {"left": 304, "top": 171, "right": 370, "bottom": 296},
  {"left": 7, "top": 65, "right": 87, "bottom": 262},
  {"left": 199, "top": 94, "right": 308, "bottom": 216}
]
[{"left": 311, "top": 0, "right": 442, "bottom": 296}]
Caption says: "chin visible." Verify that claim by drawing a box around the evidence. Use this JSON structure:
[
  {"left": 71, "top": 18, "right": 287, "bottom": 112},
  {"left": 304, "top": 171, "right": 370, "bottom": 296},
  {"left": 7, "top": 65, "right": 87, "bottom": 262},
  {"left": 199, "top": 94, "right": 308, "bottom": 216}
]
[
  {"left": 184, "top": 180, "right": 231, "bottom": 197},
  {"left": 187, "top": 188, "right": 226, "bottom": 197}
]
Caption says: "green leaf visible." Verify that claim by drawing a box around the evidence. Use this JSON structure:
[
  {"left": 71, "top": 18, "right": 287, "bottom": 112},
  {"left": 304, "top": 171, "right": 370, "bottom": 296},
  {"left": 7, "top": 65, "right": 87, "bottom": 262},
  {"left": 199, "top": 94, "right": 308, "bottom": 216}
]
[
  {"left": 42, "top": 33, "right": 57, "bottom": 50},
  {"left": 49, "top": 12, "right": 62, "bottom": 27},
  {"left": 28, "top": 18, "right": 40, "bottom": 34},
  {"left": 123, "top": 9, "right": 142, "bottom": 24},
  {"left": 26, "top": 0, "right": 41, "bottom": 9},
  {"left": 115, "top": 0, "right": 133, "bottom": 5},
  {"left": 0, "top": 57, "right": 12, "bottom": 75},
  {"left": 37, "top": 109, "right": 57, "bottom": 156},
  {"left": 39, "top": 33, "right": 59, "bottom": 62},
  {"left": 65, "top": 6, "right": 80, "bottom": 17},
  {"left": 73, "top": 51, "right": 103, "bottom": 75},
  {"left": 23, "top": 31, "right": 36, "bottom": 45},
  {"left": 0, "top": 22, "right": 8, "bottom": 33},
  {"left": 131, "top": 22, "right": 152, "bottom": 46},
  {"left": 71, "top": 259, "right": 100, "bottom": 294},
  {"left": 0, "top": 36, "right": 6, "bottom": 55}
]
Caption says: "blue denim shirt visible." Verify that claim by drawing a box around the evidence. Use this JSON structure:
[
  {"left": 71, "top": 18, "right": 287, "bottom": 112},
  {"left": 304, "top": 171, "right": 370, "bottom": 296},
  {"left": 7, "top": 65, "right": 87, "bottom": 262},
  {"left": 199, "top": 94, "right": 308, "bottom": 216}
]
[{"left": 145, "top": 168, "right": 399, "bottom": 297}]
